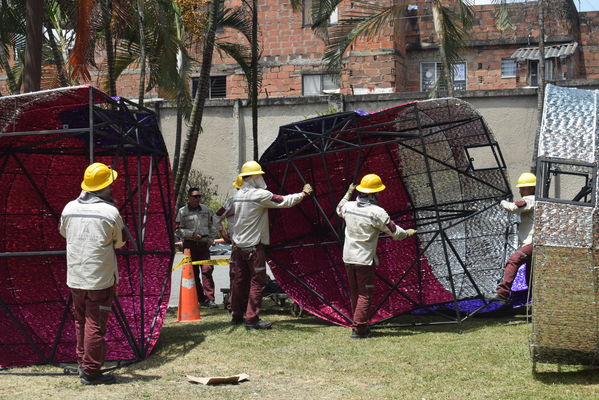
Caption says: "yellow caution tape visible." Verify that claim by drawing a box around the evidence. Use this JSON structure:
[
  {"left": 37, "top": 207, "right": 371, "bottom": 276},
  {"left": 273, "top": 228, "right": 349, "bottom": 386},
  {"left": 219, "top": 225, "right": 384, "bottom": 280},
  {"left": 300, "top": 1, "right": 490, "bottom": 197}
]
[{"left": 172, "top": 256, "right": 230, "bottom": 272}]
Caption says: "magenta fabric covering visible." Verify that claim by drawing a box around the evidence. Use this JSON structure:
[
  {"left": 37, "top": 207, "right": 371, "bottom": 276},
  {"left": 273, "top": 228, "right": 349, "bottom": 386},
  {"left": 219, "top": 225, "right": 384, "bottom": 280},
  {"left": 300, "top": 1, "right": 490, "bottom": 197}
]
[
  {"left": 0, "top": 86, "right": 173, "bottom": 368},
  {"left": 261, "top": 100, "right": 512, "bottom": 327}
]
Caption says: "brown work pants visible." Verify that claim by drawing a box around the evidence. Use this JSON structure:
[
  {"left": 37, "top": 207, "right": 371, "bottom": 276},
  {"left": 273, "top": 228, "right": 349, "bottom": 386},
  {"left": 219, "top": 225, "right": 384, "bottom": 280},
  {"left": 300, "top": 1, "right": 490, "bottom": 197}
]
[
  {"left": 496, "top": 243, "right": 533, "bottom": 299},
  {"left": 184, "top": 240, "right": 215, "bottom": 303},
  {"left": 71, "top": 286, "right": 115, "bottom": 376},
  {"left": 230, "top": 244, "right": 267, "bottom": 324},
  {"left": 345, "top": 263, "right": 374, "bottom": 335}
]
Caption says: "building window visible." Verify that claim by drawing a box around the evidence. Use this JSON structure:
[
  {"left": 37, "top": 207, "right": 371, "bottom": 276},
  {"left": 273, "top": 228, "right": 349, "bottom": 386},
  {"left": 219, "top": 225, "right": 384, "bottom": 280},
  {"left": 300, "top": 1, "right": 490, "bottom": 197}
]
[
  {"left": 302, "top": 74, "right": 339, "bottom": 96},
  {"left": 303, "top": 0, "right": 338, "bottom": 27},
  {"left": 421, "top": 62, "right": 467, "bottom": 92},
  {"left": 191, "top": 76, "right": 227, "bottom": 99},
  {"left": 501, "top": 59, "right": 516, "bottom": 78}
]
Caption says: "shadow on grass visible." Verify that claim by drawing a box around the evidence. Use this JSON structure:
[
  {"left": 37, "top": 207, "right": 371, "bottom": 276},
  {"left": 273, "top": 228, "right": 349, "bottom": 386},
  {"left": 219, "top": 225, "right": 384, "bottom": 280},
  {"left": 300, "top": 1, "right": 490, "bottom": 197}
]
[
  {"left": 371, "top": 315, "right": 527, "bottom": 337},
  {"left": 533, "top": 366, "right": 599, "bottom": 385}
]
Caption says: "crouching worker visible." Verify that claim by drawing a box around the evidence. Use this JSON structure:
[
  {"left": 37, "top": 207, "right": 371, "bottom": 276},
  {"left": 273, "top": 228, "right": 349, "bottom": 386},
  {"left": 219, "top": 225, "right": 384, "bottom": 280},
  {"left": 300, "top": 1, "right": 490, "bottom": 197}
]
[
  {"left": 336, "top": 174, "right": 416, "bottom": 339},
  {"left": 59, "top": 163, "right": 126, "bottom": 385},
  {"left": 231, "top": 161, "right": 313, "bottom": 330},
  {"left": 486, "top": 172, "right": 536, "bottom": 304}
]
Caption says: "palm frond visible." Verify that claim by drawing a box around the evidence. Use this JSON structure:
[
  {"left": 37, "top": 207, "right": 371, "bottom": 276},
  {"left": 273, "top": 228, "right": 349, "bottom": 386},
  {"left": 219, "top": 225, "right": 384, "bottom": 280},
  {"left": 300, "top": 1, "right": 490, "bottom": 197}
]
[
  {"left": 310, "top": 0, "right": 342, "bottom": 29},
  {"left": 436, "top": 1, "right": 473, "bottom": 65},
  {"left": 215, "top": 40, "right": 253, "bottom": 84},
  {"left": 69, "top": 0, "right": 95, "bottom": 81},
  {"left": 218, "top": 6, "right": 252, "bottom": 45},
  {"left": 491, "top": 0, "right": 513, "bottom": 31},
  {"left": 323, "top": 1, "right": 399, "bottom": 71}
]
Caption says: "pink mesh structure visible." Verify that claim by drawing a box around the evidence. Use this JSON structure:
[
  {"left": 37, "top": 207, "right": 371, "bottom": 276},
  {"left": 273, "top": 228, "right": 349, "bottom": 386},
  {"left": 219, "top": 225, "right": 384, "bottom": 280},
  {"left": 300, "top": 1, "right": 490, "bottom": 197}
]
[
  {"left": 0, "top": 86, "right": 174, "bottom": 369},
  {"left": 261, "top": 99, "right": 516, "bottom": 327}
]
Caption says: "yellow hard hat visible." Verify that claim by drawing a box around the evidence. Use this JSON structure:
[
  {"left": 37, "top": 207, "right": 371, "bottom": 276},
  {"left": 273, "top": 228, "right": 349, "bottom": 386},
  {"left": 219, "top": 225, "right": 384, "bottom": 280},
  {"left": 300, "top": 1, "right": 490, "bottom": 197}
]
[
  {"left": 232, "top": 175, "right": 243, "bottom": 189},
  {"left": 516, "top": 172, "right": 536, "bottom": 187},
  {"left": 81, "top": 162, "right": 118, "bottom": 192},
  {"left": 356, "top": 174, "right": 386, "bottom": 193},
  {"left": 238, "top": 160, "right": 265, "bottom": 177}
]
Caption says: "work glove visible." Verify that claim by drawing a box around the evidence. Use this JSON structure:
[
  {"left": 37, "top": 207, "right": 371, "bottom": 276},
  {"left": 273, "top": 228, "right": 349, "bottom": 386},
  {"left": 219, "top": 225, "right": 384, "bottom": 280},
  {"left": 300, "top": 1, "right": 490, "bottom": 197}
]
[
  {"left": 303, "top": 183, "right": 314, "bottom": 196},
  {"left": 406, "top": 229, "right": 417, "bottom": 237},
  {"left": 343, "top": 183, "right": 356, "bottom": 200}
]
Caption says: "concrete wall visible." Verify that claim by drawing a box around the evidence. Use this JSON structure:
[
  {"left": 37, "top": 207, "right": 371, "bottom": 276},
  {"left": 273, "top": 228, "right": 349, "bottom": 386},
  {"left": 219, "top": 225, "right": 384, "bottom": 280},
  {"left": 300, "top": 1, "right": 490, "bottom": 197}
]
[{"left": 157, "top": 90, "right": 539, "bottom": 199}]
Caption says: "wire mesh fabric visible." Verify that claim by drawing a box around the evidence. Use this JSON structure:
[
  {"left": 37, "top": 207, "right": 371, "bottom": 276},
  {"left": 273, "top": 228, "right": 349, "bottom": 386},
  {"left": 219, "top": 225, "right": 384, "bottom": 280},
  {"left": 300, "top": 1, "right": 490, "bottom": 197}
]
[
  {"left": 260, "top": 98, "right": 515, "bottom": 327},
  {"left": 532, "top": 84, "right": 599, "bottom": 365},
  {"left": 0, "top": 86, "right": 174, "bottom": 368}
]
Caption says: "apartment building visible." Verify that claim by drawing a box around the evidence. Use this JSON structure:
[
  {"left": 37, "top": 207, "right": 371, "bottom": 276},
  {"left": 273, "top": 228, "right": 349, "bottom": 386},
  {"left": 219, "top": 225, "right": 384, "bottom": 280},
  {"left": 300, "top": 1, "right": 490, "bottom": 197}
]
[{"left": 204, "top": 0, "right": 599, "bottom": 99}]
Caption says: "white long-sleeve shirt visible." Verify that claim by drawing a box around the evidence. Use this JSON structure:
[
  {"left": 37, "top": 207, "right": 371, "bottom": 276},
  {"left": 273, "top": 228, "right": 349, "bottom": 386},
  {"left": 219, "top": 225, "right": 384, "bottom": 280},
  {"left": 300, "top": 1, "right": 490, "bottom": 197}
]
[
  {"left": 59, "top": 191, "right": 126, "bottom": 290},
  {"left": 231, "top": 183, "right": 305, "bottom": 248},
  {"left": 336, "top": 197, "right": 408, "bottom": 266},
  {"left": 500, "top": 194, "right": 535, "bottom": 245}
]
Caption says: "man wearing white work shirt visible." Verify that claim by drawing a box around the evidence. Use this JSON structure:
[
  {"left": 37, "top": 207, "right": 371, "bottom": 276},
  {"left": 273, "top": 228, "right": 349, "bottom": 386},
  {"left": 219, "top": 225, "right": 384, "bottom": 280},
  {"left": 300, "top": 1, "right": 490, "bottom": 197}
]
[
  {"left": 336, "top": 174, "right": 416, "bottom": 339},
  {"left": 230, "top": 161, "right": 313, "bottom": 330},
  {"left": 60, "top": 162, "right": 126, "bottom": 385},
  {"left": 486, "top": 172, "right": 536, "bottom": 304}
]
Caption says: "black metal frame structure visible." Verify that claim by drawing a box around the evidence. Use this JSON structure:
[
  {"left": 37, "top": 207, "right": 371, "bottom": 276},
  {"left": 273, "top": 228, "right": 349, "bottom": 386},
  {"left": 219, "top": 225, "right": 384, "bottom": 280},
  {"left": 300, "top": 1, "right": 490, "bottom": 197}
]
[
  {"left": 0, "top": 86, "right": 174, "bottom": 370},
  {"left": 260, "top": 98, "right": 515, "bottom": 328},
  {"left": 536, "top": 156, "right": 596, "bottom": 206}
]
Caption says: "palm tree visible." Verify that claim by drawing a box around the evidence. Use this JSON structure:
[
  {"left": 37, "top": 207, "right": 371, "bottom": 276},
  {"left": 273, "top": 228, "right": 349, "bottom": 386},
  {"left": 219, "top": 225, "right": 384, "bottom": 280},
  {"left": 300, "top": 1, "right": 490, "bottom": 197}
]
[
  {"left": 172, "top": 1, "right": 255, "bottom": 182},
  {"left": 23, "top": 0, "right": 43, "bottom": 92},
  {"left": 173, "top": 0, "right": 220, "bottom": 207},
  {"left": 0, "top": 1, "right": 24, "bottom": 94},
  {"left": 241, "top": 0, "right": 260, "bottom": 159}
]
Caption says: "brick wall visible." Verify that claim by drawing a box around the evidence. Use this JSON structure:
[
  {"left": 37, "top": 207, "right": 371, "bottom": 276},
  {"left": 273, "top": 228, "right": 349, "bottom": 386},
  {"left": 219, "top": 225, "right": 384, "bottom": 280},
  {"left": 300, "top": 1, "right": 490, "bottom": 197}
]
[
  {"left": 207, "top": 0, "right": 399, "bottom": 98},
  {"left": 578, "top": 11, "right": 599, "bottom": 78},
  {"left": 0, "top": 0, "right": 596, "bottom": 99}
]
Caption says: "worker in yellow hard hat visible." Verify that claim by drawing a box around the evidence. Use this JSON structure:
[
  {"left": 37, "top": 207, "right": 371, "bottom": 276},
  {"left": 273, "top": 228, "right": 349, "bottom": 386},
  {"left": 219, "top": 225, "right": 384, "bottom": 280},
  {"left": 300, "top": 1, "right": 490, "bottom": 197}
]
[
  {"left": 229, "top": 160, "right": 313, "bottom": 330},
  {"left": 336, "top": 173, "right": 417, "bottom": 339},
  {"left": 59, "top": 162, "right": 126, "bottom": 385},
  {"left": 485, "top": 172, "right": 536, "bottom": 304}
]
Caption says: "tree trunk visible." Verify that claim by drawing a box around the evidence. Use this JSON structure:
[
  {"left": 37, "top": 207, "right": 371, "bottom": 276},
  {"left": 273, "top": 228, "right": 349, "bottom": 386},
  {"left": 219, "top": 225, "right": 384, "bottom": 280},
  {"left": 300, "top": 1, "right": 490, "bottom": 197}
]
[
  {"left": 103, "top": 0, "right": 117, "bottom": 96},
  {"left": 432, "top": 3, "right": 453, "bottom": 97},
  {"left": 251, "top": 0, "right": 258, "bottom": 160},
  {"left": 173, "top": 0, "right": 220, "bottom": 208},
  {"left": 23, "top": 0, "right": 43, "bottom": 92},
  {"left": 532, "top": 0, "right": 545, "bottom": 172},
  {"left": 44, "top": 18, "right": 68, "bottom": 87},
  {"left": 137, "top": 0, "right": 146, "bottom": 104}
]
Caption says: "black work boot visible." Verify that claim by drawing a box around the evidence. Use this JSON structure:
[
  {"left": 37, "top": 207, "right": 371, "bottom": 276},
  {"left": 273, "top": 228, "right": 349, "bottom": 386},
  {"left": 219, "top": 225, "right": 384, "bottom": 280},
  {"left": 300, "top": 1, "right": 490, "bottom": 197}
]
[
  {"left": 80, "top": 372, "right": 117, "bottom": 385},
  {"left": 350, "top": 329, "right": 372, "bottom": 339},
  {"left": 245, "top": 319, "right": 272, "bottom": 330},
  {"left": 230, "top": 315, "right": 244, "bottom": 325}
]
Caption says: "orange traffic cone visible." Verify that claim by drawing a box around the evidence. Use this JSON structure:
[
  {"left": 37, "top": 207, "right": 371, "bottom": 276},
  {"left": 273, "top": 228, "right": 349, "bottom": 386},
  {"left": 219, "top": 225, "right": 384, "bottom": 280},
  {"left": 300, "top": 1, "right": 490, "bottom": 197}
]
[{"left": 177, "top": 248, "right": 201, "bottom": 322}]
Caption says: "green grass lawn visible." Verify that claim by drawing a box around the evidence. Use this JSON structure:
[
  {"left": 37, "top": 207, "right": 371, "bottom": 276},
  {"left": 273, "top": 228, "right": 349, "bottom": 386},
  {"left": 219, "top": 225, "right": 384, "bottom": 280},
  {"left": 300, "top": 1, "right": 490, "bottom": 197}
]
[{"left": 2, "top": 303, "right": 599, "bottom": 400}]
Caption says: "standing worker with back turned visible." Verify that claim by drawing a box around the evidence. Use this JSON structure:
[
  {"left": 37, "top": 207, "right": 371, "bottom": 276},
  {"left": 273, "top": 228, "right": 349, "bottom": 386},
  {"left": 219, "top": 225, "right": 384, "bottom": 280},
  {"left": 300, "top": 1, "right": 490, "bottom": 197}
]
[
  {"left": 59, "top": 162, "right": 126, "bottom": 385},
  {"left": 336, "top": 174, "right": 416, "bottom": 339},
  {"left": 230, "top": 161, "right": 313, "bottom": 330},
  {"left": 175, "top": 187, "right": 218, "bottom": 308},
  {"left": 486, "top": 172, "right": 536, "bottom": 304}
]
